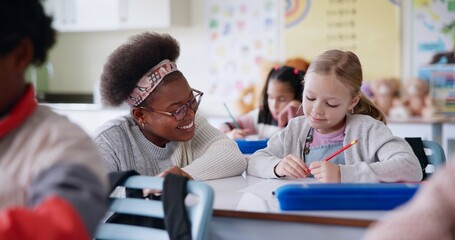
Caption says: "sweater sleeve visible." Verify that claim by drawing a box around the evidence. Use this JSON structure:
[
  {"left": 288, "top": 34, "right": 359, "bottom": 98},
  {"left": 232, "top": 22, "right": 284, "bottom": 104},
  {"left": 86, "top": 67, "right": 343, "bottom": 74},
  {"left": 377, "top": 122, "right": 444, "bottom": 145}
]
[
  {"left": 93, "top": 130, "right": 123, "bottom": 173},
  {"left": 92, "top": 118, "right": 134, "bottom": 173},
  {"left": 362, "top": 161, "right": 455, "bottom": 240},
  {"left": 182, "top": 115, "right": 247, "bottom": 180},
  {"left": 341, "top": 115, "right": 423, "bottom": 183}
]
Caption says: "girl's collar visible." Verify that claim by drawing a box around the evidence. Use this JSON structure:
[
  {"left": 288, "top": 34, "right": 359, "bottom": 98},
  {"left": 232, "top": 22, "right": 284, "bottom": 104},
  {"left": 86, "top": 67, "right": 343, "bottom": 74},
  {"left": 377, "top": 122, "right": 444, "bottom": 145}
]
[{"left": 0, "top": 85, "right": 37, "bottom": 138}]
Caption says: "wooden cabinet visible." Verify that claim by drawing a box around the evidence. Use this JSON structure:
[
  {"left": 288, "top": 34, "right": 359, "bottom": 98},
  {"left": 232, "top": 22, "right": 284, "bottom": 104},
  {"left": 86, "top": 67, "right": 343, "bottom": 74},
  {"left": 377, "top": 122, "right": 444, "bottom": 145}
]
[{"left": 42, "top": 0, "right": 176, "bottom": 32}]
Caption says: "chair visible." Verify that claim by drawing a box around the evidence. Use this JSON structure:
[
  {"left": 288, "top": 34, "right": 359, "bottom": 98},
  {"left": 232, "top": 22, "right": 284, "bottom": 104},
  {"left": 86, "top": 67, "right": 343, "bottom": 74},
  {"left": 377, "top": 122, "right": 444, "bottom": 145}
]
[
  {"left": 94, "top": 175, "right": 214, "bottom": 240},
  {"left": 422, "top": 140, "right": 446, "bottom": 176}
]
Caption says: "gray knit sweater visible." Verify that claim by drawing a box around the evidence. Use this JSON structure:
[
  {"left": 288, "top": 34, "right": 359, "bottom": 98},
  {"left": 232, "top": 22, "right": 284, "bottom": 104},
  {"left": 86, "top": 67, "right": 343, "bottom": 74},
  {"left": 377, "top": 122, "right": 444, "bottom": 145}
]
[
  {"left": 247, "top": 114, "right": 423, "bottom": 182},
  {"left": 93, "top": 114, "right": 247, "bottom": 180}
]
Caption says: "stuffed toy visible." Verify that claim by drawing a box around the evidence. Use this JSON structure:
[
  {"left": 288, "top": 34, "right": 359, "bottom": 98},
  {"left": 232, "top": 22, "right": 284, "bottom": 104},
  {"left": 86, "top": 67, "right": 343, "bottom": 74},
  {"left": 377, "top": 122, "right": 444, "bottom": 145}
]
[
  {"left": 402, "top": 78, "right": 429, "bottom": 116},
  {"left": 235, "top": 58, "right": 280, "bottom": 114},
  {"left": 370, "top": 78, "right": 401, "bottom": 116},
  {"left": 388, "top": 97, "right": 411, "bottom": 119}
]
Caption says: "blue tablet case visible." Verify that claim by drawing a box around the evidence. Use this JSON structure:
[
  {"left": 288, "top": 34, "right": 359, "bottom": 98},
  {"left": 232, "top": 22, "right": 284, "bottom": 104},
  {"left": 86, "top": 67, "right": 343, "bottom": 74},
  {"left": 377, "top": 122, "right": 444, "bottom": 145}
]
[
  {"left": 235, "top": 139, "right": 268, "bottom": 154},
  {"left": 276, "top": 183, "right": 420, "bottom": 210}
]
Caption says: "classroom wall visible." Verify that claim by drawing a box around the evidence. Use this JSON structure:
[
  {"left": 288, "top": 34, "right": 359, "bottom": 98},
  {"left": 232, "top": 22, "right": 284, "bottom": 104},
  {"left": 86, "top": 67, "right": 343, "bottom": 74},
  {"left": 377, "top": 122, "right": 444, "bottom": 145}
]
[
  {"left": 46, "top": 0, "right": 208, "bottom": 101},
  {"left": 285, "top": 0, "right": 402, "bottom": 81},
  {"left": 43, "top": 0, "right": 453, "bottom": 118}
]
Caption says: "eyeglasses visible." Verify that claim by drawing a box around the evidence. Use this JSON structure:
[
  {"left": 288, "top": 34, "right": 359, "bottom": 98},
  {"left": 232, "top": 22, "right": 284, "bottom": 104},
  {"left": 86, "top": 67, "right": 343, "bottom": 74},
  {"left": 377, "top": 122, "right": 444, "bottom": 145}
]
[{"left": 139, "top": 88, "right": 204, "bottom": 121}]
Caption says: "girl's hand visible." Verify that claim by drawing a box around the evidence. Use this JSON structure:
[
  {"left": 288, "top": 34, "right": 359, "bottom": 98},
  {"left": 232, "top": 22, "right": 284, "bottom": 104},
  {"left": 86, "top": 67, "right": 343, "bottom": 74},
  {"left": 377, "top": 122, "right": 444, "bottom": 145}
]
[
  {"left": 277, "top": 100, "right": 303, "bottom": 127},
  {"left": 274, "top": 154, "right": 310, "bottom": 178},
  {"left": 226, "top": 128, "right": 251, "bottom": 139},
  {"left": 309, "top": 161, "right": 341, "bottom": 183}
]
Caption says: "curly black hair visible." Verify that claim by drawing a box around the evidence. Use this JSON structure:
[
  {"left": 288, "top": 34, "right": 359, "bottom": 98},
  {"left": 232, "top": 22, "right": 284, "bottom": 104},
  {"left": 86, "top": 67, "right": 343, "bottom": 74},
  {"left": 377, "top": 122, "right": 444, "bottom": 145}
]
[
  {"left": 0, "top": 0, "right": 55, "bottom": 66},
  {"left": 100, "top": 32, "right": 181, "bottom": 106}
]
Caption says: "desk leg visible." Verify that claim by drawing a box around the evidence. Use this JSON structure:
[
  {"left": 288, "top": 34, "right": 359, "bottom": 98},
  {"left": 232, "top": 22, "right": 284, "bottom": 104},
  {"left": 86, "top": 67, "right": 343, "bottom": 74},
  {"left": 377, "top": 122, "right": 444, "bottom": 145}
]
[{"left": 443, "top": 123, "right": 455, "bottom": 161}]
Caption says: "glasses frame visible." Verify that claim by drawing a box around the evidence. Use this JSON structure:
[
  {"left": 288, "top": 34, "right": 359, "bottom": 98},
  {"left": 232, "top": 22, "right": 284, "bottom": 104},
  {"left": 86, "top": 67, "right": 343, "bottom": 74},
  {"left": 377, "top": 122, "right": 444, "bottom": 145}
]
[{"left": 138, "top": 88, "right": 204, "bottom": 121}]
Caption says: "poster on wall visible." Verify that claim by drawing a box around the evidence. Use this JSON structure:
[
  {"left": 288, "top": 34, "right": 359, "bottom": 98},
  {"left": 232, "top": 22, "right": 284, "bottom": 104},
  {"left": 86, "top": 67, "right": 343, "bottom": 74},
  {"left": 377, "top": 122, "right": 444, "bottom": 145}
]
[
  {"left": 205, "top": 0, "right": 282, "bottom": 116},
  {"left": 284, "top": 0, "right": 401, "bottom": 81},
  {"left": 412, "top": 0, "right": 455, "bottom": 75}
]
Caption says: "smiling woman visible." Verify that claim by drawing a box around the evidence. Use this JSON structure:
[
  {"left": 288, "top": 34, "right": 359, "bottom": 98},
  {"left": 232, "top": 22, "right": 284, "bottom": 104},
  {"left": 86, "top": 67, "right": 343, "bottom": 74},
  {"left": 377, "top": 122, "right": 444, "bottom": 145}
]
[{"left": 92, "top": 31, "right": 247, "bottom": 182}]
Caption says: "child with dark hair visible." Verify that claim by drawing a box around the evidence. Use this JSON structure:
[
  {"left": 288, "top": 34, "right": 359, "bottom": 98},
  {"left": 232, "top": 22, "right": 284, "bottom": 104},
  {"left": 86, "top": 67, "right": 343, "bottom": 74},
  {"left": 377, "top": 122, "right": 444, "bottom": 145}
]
[
  {"left": 0, "top": 0, "right": 108, "bottom": 239},
  {"left": 247, "top": 50, "right": 422, "bottom": 183},
  {"left": 219, "top": 65, "right": 305, "bottom": 139},
  {"left": 93, "top": 32, "right": 247, "bottom": 180}
]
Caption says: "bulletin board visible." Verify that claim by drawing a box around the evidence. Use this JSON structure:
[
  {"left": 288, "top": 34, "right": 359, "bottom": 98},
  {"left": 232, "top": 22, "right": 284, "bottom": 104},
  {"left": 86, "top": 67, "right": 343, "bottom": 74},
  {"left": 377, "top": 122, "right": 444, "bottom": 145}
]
[
  {"left": 205, "top": 0, "right": 282, "bottom": 116},
  {"left": 284, "top": 0, "right": 402, "bottom": 81},
  {"left": 411, "top": 0, "right": 455, "bottom": 75}
]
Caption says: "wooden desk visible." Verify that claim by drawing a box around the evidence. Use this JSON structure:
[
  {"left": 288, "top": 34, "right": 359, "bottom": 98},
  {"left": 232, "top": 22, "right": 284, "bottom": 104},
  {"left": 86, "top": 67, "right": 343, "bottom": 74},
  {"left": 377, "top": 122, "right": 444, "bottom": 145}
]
[{"left": 204, "top": 175, "right": 386, "bottom": 240}]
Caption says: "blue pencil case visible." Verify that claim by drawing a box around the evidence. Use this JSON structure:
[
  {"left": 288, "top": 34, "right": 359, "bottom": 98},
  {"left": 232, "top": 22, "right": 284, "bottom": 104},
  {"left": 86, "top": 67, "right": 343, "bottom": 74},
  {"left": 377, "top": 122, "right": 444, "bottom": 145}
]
[
  {"left": 276, "top": 183, "right": 420, "bottom": 210},
  {"left": 234, "top": 139, "right": 268, "bottom": 154}
]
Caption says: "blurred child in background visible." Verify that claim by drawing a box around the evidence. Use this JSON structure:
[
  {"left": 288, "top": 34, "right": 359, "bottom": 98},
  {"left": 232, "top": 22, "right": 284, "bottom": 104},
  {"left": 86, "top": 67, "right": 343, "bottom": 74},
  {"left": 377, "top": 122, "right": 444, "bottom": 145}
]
[{"left": 219, "top": 65, "right": 305, "bottom": 139}]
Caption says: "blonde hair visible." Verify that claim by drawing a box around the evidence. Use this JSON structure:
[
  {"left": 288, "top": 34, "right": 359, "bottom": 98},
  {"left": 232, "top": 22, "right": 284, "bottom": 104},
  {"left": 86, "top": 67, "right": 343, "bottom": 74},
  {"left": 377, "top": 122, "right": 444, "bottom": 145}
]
[{"left": 305, "top": 50, "right": 386, "bottom": 124}]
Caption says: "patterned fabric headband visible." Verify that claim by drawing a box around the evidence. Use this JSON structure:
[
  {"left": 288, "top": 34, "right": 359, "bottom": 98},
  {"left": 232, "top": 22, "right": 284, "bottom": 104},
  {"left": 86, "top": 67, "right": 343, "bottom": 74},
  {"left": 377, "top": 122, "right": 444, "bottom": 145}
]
[{"left": 126, "top": 59, "right": 178, "bottom": 106}]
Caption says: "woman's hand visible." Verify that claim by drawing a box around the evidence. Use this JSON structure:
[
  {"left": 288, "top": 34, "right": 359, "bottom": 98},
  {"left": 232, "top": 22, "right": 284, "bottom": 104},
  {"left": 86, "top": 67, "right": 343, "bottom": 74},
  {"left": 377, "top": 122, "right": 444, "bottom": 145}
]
[
  {"left": 143, "top": 166, "right": 193, "bottom": 197},
  {"left": 158, "top": 166, "right": 193, "bottom": 179},
  {"left": 277, "top": 100, "right": 303, "bottom": 127},
  {"left": 274, "top": 154, "right": 310, "bottom": 178},
  {"left": 309, "top": 161, "right": 341, "bottom": 183}
]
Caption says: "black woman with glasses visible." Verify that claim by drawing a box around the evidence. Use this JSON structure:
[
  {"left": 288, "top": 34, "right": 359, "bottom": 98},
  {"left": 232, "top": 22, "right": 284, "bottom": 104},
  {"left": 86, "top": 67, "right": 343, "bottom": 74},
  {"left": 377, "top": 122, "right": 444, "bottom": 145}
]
[{"left": 93, "top": 32, "right": 247, "bottom": 181}]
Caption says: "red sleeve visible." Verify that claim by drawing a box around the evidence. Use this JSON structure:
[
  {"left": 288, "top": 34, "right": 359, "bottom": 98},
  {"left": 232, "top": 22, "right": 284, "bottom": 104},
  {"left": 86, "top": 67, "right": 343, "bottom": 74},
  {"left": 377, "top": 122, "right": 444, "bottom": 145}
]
[{"left": 0, "top": 196, "right": 90, "bottom": 240}]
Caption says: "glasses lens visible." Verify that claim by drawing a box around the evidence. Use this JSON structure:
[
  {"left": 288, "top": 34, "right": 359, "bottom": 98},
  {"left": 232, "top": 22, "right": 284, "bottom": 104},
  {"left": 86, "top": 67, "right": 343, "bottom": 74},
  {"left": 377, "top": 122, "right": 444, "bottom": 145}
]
[
  {"left": 192, "top": 93, "right": 203, "bottom": 110},
  {"left": 174, "top": 91, "right": 203, "bottom": 121},
  {"left": 174, "top": 104, "right": 187, "bottom": 121}
]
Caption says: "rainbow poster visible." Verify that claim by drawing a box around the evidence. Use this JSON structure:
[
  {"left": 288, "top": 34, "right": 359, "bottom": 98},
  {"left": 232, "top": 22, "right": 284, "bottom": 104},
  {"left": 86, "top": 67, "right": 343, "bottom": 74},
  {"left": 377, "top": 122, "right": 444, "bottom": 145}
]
[{"left": 285, "top": 0, "right": 311, "bottom": 28}]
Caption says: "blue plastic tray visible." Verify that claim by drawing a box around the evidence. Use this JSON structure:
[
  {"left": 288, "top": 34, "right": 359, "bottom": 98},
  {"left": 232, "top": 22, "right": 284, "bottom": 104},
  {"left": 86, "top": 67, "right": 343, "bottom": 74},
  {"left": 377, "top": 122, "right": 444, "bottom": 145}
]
[
  {"left": 276, "top": 183, "right": 420, "bottom": 210},
  {"left": 234, "top": 139, "right": 268, "bottom": 154}
]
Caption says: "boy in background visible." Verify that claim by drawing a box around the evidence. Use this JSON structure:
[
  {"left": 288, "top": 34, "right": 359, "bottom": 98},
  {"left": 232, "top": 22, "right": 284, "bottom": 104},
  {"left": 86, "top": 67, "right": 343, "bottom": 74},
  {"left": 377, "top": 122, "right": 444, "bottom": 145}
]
[{"left": 0, "top": 0, "right": 108, "bottom": 239}]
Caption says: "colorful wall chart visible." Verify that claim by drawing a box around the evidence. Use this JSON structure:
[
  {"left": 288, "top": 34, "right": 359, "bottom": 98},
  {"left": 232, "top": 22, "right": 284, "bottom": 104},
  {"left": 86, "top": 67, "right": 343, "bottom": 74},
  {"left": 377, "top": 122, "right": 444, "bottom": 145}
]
[
  {"left": 411, "top": 0, "right": 455, "bottom": 75},
  {"left": 205, "top": 0, "right": 282, "bottom": 116},
  {"left": 285, "top": 0, "right": 402, "bottom": 81}
]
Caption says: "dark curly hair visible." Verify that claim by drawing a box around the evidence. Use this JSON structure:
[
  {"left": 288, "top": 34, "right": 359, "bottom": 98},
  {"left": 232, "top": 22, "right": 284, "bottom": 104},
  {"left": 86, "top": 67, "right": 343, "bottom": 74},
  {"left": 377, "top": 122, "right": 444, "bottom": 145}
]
[
  {"left": 100, "top": 32, "right": 181, "bottom": 106},
  {"left": 0, "top": 0, "right": 56, "bottom": 66}
]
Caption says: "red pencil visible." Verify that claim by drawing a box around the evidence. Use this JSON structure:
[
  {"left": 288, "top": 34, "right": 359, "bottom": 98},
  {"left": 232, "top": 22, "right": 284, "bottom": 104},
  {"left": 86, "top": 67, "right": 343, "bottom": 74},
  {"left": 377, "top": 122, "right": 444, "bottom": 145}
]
[{"left": 323, "top": 140, "right": 358, "bottom": 162}]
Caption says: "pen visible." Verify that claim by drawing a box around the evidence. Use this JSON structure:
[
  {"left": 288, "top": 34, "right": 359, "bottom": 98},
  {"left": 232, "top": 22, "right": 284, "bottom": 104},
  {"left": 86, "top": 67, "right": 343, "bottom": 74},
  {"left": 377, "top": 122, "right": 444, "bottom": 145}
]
[
  {"left": 323, "top": 139, "right": 358, "bottom": 162},
  {"left": 223, "top": 102, "right": 240, "bottom": 129}
]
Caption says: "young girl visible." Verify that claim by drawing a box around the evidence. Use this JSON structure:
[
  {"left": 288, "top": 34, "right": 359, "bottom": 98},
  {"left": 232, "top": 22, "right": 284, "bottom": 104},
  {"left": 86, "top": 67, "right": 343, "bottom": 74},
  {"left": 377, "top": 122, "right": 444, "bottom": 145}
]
[
  {"left": 219, "top": 65, "right": 305, "bottom": 139},
  {"left": 247, "top": 50, "right": 423, "bottom": 183},
  {"left": 93, "top": 32, "right": 247, "bottom": 181}
]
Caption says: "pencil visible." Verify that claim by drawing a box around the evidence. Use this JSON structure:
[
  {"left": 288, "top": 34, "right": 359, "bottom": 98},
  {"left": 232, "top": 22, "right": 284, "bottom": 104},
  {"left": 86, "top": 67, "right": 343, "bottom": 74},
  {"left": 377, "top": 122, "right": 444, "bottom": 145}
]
[
  {"left": 223, "top": 102, "right": 240, "bottom": 129},
  {"left": 323, "top": 139, "right": 358, "bottom": 162}
]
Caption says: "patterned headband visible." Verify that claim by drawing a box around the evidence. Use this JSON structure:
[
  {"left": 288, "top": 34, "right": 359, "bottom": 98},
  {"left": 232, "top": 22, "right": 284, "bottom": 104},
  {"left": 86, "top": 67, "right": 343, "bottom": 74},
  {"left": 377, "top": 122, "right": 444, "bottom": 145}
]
[{"left": 126, "top": 59, "right": 178, "bottom": 106}]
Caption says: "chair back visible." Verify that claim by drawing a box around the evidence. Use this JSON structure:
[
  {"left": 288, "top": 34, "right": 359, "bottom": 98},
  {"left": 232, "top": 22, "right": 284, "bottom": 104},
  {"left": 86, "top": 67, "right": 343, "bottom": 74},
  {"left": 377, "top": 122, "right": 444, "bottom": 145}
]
[
  {"left": 422, "top": 140, "right": 446, "bottom": 176},
  {"left": 94, "top": 175, "right": 214, "bottom": 240}
]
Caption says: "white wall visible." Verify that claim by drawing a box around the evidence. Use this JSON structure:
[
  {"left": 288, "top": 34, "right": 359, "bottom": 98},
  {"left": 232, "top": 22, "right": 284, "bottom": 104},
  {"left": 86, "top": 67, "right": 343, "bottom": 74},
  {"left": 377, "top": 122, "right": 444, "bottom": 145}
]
[{"left": 46, "top": 0, "right": 208, "bottom": 103}]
